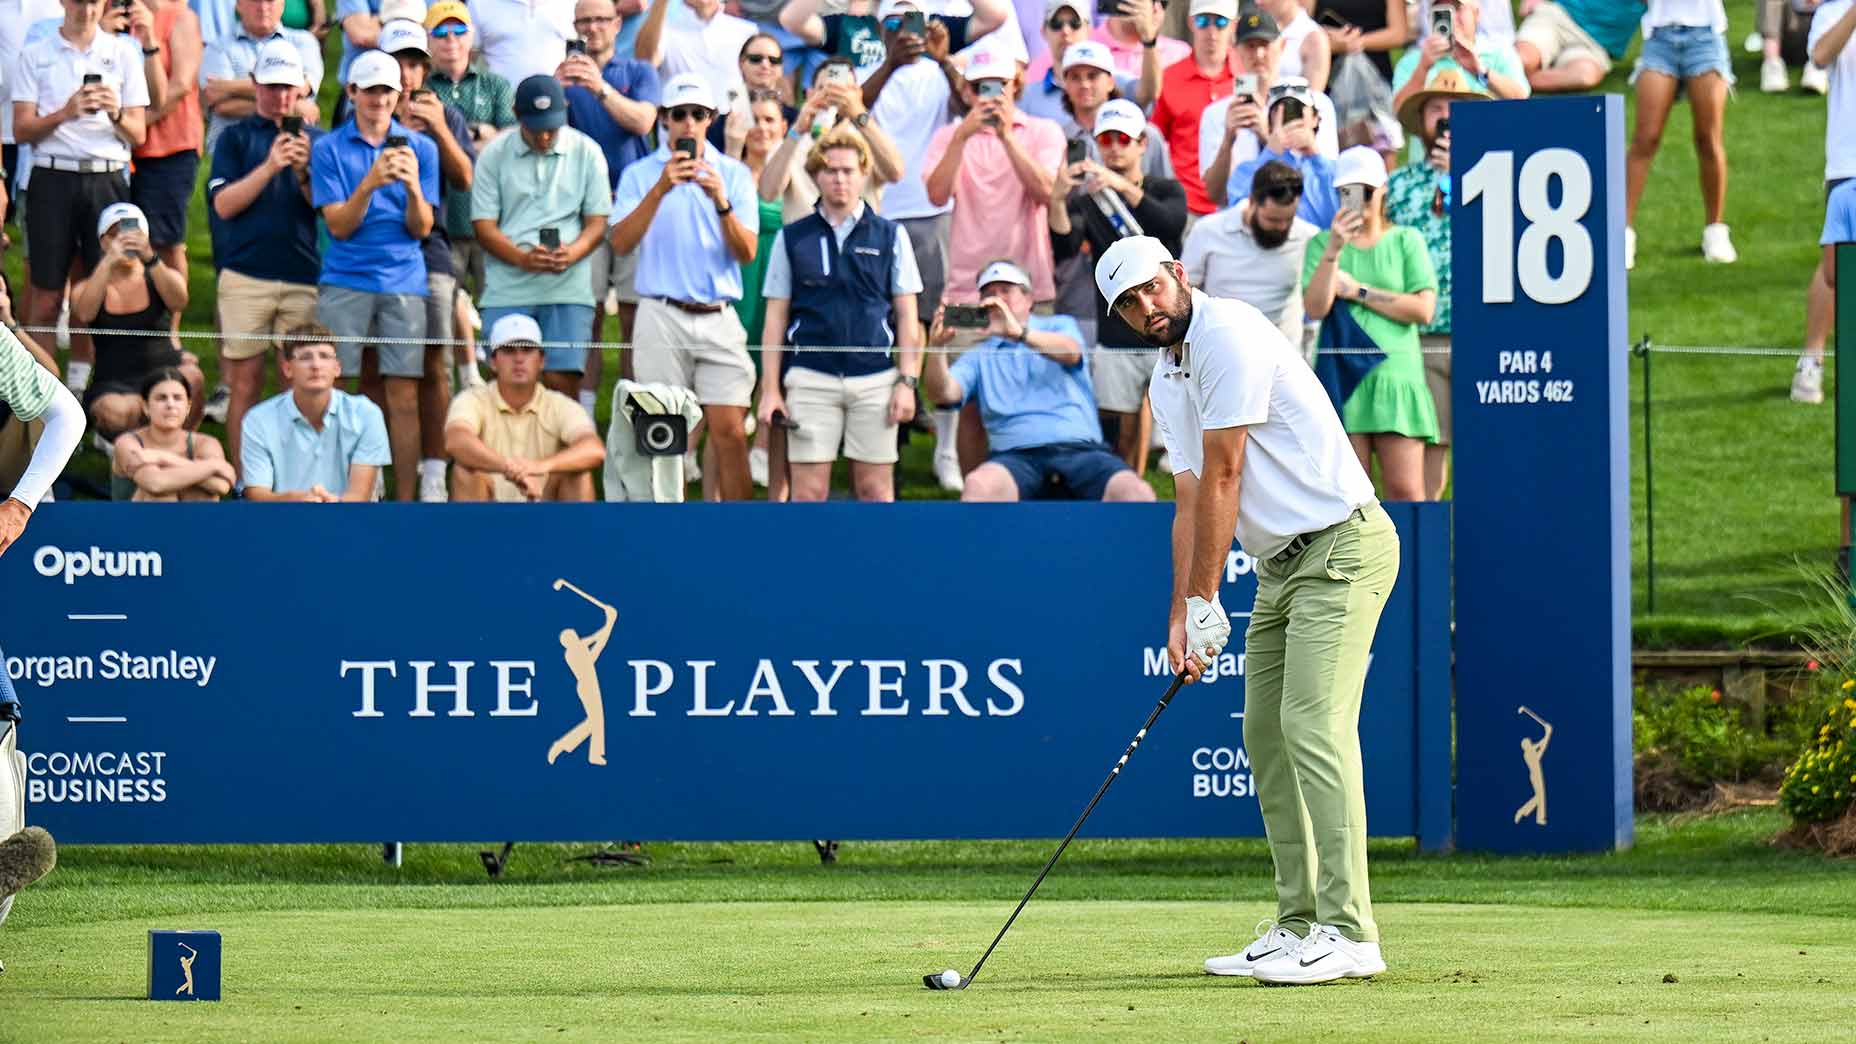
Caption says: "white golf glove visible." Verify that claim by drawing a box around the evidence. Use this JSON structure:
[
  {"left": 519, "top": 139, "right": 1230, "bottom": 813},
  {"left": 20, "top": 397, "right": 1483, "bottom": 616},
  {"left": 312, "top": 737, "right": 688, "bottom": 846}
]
[{"left": 1184, "top": 594, "right": 1231, "bottom": 661}]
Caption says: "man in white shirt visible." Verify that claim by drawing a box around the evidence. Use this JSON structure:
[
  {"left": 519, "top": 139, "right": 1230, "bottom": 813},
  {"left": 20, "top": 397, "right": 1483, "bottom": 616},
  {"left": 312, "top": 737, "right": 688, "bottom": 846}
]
[
  {"left": 1099, "top": 234, "right": 1398, "bottom": 987},
  {"left": 1199, "top": 6, "right": 1338, "bottom": 210},
  {"left": 466, "top": 0, "right": 577, "bottom": 86},
  {"left": 1181, "top": 158, "right": 1319, "bottom": 357},
  {"left": 11, "top": 0, "right": 150, "bottom": 396},
  {"left": 633, "top": 0, "right": 759, "bottom": 99},
  {"left": 1793, "top": 0, "right": 1856, "bottom": 405},
  {"left": 0, "top": 0, "right": 66, "bottom": 200}
]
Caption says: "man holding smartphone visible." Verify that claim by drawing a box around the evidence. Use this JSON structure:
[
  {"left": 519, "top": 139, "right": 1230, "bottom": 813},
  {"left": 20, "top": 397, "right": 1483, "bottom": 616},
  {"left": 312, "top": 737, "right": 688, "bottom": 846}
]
[
  {"left": 1225, "top": 79, "right": 1339, "bottom": 228},
  {"left": 205, "top": 39, "right": 324, "bottom": 483},
  {"left": 607, "top": 73, "right": 760, "bottom": 501},
  {"left": 471, "top": 76, "right": 612, "bottom": 405},
  {"left": 10, "top": 0, "right": 152, "bottom": 401},
  {"left": 1199, "top": 4, "right": 1341, "bottom": 211},
  {"left": 311, "top": 49, "right": 439, "bottom": 502},
  {"left": 199, "top": 0, "right": 323, "bottom": 154}
]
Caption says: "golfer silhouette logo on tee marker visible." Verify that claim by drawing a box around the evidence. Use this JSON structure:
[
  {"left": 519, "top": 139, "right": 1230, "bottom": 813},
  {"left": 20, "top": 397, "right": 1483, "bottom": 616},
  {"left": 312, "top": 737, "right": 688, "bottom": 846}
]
[
  {"left": 1514, "top": 706, "right": 1552, "bottom": 826},
  {"left": 548, "top": 579, "right": 617, "bottom": 767},
  {"left": 176, "top": 942, "right": 198, "bottom": 996}
]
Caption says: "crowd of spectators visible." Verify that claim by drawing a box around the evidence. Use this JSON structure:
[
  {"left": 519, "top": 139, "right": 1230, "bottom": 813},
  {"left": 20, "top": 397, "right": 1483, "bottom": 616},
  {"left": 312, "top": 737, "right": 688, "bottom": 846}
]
[{"left": 0, "top": 0, "right": 1845, "bottom": 506}]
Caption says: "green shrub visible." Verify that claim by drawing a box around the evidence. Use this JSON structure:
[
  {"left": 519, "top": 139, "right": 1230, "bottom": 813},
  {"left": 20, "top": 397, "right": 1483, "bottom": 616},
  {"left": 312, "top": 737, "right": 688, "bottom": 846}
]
[
  {"left": 1779, "top": 688, "right": 1856, "bottom": 824},
  {"left": 1633, "top": 685, "right": 1798, "bottom": 795}
]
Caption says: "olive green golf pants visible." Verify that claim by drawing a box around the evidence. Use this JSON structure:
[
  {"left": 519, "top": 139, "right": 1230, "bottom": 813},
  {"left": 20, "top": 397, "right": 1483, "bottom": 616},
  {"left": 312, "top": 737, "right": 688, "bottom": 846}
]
[{"left": 1242, "top": 504, "right": 1400, "bottom": 944}]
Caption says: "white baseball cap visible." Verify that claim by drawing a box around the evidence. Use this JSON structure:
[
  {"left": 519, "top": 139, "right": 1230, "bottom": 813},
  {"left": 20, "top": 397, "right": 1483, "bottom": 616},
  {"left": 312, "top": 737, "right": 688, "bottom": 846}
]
[
  {"left": 252, "top": 39, "right": 307, "bottom": 87},
  {"left": 379, "top": 18, "right": 430, "bottom": 56},
  {"left": 1188, "top": 0, "right": 1237, "bottom": 19},
  {"left": 1060, "top": 41, "right": 1115, "bottom": 76},
  {"left": 976, "top": 259, "right": 1032, "bottom": 291},
  {"left": 1044, "top": 0, "right": 1091, "bottom": 20},
  {"left": 1093, "top": 98, "right": 1147, "bottom": 141},
  {"left": 963, "top": 50, "right": 1017, "bottom": 83},
  {"left": 348, "top": 49, "right": 404, "bottom": 91},
  {"left": 1095, "top": 236, "right": 1175, "bottom": 307},
  {"left": 489, "top": 313, "right": 544, "bottom": 350},
  {"left": 96, "top": 201, "right": 147, "bottom": 239},
  {"left": 379, "top": 0, "right": 428, "bottom": 23},
  {"left": 1334, "top": 144, "right": 1388, "bottom": 189},
  {"left": 660, "top": 72, "right": 718, "bottom": 112}
]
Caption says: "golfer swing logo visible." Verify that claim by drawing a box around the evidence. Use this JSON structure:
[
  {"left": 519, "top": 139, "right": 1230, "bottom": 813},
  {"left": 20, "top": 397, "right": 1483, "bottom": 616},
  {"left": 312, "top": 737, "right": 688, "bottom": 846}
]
[
  {"left": 175, "top": 942, "right": 198, "bottom": 997},
  {"left": 1514, "top": 705, "right": 1552, "bottom": 826},
  {"left": 547, "top": 578, "right": 618, "bottom": 767}
]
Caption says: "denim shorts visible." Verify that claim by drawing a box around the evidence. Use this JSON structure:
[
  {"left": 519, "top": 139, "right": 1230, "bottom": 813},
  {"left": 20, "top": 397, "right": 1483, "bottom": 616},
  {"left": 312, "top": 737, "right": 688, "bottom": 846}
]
[
  {"left": 479, "top": 303, "right": 596, "bottom": 373},
  {"left": 1634, "top": 25, "right": 1733, "bottom": 83}
]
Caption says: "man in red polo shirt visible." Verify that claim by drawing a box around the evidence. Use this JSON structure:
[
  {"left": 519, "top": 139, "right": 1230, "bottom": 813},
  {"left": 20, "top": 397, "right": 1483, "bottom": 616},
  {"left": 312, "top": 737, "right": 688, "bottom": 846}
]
[{"left": 1152, "top": 0, "right": 1239, "bottom": 221}]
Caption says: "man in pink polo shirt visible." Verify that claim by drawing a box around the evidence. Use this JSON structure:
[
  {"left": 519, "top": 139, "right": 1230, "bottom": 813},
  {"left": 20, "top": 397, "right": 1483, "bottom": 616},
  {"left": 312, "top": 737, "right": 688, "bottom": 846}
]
[{"left": 1151, "top": 0, "right": 1240, "bottom": 219}]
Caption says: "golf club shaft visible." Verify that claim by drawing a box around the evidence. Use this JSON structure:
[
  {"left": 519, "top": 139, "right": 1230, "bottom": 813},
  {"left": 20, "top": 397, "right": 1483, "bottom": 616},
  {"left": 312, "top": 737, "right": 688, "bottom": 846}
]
[{"left": 964, "top": 669, "right": 1189, "bottom": 986}]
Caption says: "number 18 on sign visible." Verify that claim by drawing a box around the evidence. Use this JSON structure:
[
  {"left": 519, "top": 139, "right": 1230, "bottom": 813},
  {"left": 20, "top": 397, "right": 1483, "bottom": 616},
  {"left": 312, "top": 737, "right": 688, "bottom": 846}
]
[{"left": 1450, "top": 96, "right": 1632, "bottom": 853}]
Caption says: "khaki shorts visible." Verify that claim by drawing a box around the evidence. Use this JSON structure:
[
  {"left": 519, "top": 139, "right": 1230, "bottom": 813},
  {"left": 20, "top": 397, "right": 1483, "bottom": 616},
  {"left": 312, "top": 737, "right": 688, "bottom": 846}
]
[
  {"left": 588, "top": 239, "right": 641, "bottom": 306},
  {"left": 631, "top": 298, "right": 755, "bottom": 408},
  {"left": 1420, "top": 333, "right": 1452, "bottom": 446},
  {"left": 1517, "top": 2, "right": 1614, "bottom": 74},
  {"left": 1091, "top": 346, "right": 1158, "bottom": 414},
  {"left": 449, "top": 238, "right": 487, "bottom": 299},
  {"left": 784, "top": 366, "right": 900, "bottom": 465},
  {"left": 217, "top": 269, "right": 319, "bottom": 361}
]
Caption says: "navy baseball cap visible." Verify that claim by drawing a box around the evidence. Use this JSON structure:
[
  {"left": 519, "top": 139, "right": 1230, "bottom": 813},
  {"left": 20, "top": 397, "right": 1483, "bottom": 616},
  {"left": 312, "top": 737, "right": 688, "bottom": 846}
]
[{"left": 515, "top": 75, "right": 567, "bottom": 130}]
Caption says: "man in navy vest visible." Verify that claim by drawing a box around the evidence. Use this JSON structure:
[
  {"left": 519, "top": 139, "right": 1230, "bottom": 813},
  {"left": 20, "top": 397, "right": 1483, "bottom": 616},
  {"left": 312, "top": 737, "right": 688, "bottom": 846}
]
[{"left": 757, "top": 127, "right": 923, "bottom": 502}]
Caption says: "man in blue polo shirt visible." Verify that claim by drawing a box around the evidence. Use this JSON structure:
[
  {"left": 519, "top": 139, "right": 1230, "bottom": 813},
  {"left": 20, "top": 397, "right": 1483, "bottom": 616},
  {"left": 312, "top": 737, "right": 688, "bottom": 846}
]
[
  {"left": 206, "top": 39, "right": 325, "bottom": 484},
  {"left": 311, "top": 48, "right": 440, "bottom": 502},
  {"left": 920, "top": 259, "right": 1155, "bottom": 503},
  {"left": 199, "top": 0, "right": 325, "bottom": 154},
  {"left": 608, "top": 72, "right": 761, "bottom": 501},
  {"left": 242, "top": 324, "right": 391, "bottom": 501},
  {"left": 563, "top": 0, "right": 660, "bottom": 355}
]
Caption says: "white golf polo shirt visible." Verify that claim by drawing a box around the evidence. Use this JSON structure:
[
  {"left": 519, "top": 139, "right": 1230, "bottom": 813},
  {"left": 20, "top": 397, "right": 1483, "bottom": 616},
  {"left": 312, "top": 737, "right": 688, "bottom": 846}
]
[
  {"left": 1148, "top": 289, "right": 1376, "bottom": 560},
  {"left": 10, "top": 26, "right": 149, "bottom": 163}
]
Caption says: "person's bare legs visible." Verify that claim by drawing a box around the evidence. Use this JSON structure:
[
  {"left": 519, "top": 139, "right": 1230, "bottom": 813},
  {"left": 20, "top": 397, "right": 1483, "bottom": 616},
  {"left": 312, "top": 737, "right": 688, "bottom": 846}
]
[
  {"left": 88, "top": 394, "right": 144, "bottom": 438},
  {"left": 790, "top": 460, "right": 834, "bottom": 501},
  {"left": 543, "top": 470, "right": 595, "bottom": 501},
  {"left": 450, "top": 464, "right": 497, "bottom": 500},
  {"left": 1626, "top": 70, "right": 1679, "bottom": 226},
  {"left": 959, "top": 462, "right": 1021, "bottom": 502},
  {"left": 178, "top": 351, "right": 206, "bottom": 429},
  {"left": 1423, "top": 444, "right": 1449, "bottom": 501},
  {"left": 1688, "top": 72, "right": 1730, "bottom": 226},
  {"left": 1528, "top": 56, "right": 1607, "bottom": 93},
  {"left": 848, "top": 460, "right": 894, "bottom": 502},
  {"left": 156, "top": 242, "right": 187, "bottom": 350},
  {"left": 1372, "top": 434, "right": 1427, "bottom": 501},
  {"left": 1805, "top": 258, "right": 1834, "bottom": 363},
  {"left": 418, "top": 345, "right": 451, "bottom": 465},
  {"left": 704, "top": 403, "right": 751, "bottom": 501},
  {"left": 383, "top": 376, "right": 422, "bottom": 501},
  {"left": 956, "top": 398, "right": 987, "bottom": 474},
  {"left": 542, "top": 369, "right": 582, "bottom": 398},
  {"left": 1103, "top": 469, "right": 1156, "bottom": 501}
]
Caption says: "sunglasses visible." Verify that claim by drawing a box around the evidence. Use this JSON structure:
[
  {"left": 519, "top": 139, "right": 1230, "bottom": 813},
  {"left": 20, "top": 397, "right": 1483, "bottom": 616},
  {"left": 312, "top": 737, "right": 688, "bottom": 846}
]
[
  {"left": 1094, "top": 130, "right": 1135, "bottom": 147},
  {"left": 1193, "top": 13, "right": 1230, "bottom": 28},
  {"left": 1046, "top": 13, "right": 1083, "bottom": 30},
  {"left": 742, "top": 52, "right": 783, "bottom": 65},
  {"left": 572, "top": 14, "right": 615, "bottom": 26},
  {"left": 430, "top": 22, "right": 468, "bottom": 37},
  {"left": 665, "top": 105, "right": 712, "bottom": 122},
  {"left": 881, "top": 14, "right": 909, "bottom": 30}
]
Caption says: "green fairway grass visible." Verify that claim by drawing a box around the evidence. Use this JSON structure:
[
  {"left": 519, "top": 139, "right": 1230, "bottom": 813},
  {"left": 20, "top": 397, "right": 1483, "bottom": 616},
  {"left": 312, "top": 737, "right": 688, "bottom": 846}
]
[
  {"left": 2, "top": 810, "right": 1853, "bottom": 1042},
  {"left": 0, "top": 5, "right": 1840, "bottom": 646}
]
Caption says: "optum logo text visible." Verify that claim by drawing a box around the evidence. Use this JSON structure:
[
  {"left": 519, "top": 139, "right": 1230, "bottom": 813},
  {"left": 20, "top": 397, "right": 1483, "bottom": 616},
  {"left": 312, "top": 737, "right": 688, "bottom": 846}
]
[{"left": 33, "top": 546, "right": 164, "bottom": 585}]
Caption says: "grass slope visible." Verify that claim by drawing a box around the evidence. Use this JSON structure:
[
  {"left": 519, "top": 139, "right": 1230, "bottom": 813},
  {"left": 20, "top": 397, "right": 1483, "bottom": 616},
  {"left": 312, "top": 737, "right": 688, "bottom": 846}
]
[{"left": 0, "top": 7, "right": 1841, "bottom": 644}]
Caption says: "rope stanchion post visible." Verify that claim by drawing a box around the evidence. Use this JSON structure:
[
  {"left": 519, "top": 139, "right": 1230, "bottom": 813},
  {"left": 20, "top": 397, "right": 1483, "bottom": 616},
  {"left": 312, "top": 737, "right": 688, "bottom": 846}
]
[{"left": 1634, "top": 335, "right": 1655, "bottom": 614}]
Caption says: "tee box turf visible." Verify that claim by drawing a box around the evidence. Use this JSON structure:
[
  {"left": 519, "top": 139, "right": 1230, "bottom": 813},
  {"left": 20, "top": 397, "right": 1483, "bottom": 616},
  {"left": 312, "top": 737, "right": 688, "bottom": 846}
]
[{"left": 148, "top": 930, "right": 221, "bottom": 1001}]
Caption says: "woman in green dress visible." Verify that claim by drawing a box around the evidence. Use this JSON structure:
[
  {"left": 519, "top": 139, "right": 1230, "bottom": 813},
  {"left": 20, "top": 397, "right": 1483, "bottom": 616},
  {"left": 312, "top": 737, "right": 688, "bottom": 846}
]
[{"left": 1303, "top": 146, "right": 1439, "bottom": 502}]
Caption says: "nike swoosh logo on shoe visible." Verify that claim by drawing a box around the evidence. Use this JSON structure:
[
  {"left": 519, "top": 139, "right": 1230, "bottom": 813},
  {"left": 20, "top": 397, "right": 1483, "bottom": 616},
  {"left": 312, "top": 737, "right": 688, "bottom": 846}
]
[
  {"left": 1298, "top": 953, "right": 1329, "bottom": 968},
  {"left": 1243, "top": 947, "right": 1279, "bottom": 962}
]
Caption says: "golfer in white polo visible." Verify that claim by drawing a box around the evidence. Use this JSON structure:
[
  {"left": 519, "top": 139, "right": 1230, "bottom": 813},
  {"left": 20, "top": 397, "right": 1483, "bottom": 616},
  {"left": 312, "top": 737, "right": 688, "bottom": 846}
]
[{"left": 1097, "top": 235, "right": 1399, "bottom": 985}]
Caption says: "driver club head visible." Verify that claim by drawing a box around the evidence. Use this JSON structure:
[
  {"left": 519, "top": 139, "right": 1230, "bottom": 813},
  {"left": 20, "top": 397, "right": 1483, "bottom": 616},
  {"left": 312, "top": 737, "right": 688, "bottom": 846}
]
[{"left": 922, "top": 971, "right": 969, "bottom": 991}]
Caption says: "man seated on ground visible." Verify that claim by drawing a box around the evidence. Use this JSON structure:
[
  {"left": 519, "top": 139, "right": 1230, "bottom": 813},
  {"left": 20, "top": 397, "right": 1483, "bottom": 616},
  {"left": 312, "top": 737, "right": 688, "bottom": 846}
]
[
  {"left": 444, "top": 314, "right": 603, "bottom": 502},
  {"left": 921, "top": 259, "right": 1156, "bottom": 503},
  {"left": 241, "top": 324, "right": 390, "bottom": 502},
  {"left": 1511, "top": 0, "right": 1643, "bottom": 94}
]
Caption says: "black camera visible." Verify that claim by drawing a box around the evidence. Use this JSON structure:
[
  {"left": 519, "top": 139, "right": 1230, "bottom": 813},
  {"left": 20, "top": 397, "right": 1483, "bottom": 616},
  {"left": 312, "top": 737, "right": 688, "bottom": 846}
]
[
  {"left": 1430, "top": 4, "right": 1453, "bottom": 45},
  {"left": 626, "top": 391, "right": 688, "bottom": 457}
]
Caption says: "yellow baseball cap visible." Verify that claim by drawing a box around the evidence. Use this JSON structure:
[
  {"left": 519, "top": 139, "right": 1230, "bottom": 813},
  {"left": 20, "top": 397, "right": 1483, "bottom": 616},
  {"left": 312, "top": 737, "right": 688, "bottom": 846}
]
[{"left": 424, "top": 1, "right": 471, "bottom": 29}]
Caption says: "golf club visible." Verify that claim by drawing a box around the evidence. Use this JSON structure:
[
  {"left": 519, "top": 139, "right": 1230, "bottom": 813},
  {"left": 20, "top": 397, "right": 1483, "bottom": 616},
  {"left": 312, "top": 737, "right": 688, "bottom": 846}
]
[{"left": 923, "top": 668, "right": 1191, "bottom": 991}]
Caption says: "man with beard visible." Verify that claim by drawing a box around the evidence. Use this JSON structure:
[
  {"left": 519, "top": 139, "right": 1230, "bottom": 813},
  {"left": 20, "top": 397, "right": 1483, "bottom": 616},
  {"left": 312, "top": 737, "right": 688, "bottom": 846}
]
[
  {"left": 1181, "top": 160, "right": 1319, "bottom": 359},
  {"left": 1098, "top": 235, "right": 1397, "bottom": 985}
]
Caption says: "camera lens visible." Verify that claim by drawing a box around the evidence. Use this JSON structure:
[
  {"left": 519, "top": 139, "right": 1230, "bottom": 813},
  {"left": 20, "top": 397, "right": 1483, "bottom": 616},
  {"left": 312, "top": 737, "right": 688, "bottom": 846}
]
[{"left": 643, "top": 420, "right": 675, "bottom": 452}]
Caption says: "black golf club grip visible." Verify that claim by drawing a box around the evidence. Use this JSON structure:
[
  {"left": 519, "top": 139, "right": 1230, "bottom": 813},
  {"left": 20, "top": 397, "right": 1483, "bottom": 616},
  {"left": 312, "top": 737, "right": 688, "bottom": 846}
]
[{"left": 948, "top": 668, "right": 1190, "bottom": 989}]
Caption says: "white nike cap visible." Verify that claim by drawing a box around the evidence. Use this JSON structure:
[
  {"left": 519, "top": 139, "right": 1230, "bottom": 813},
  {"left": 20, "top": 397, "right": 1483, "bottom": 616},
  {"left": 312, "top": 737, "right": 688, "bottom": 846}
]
[
  {"left": 975, "top": 259, "right": 1032, "bottom": 292},
  {"left": 489, "top": 313, "right": 544, "bottom": 350},
  {"left": 1095, "top": 236, "right": 1176, "bottom": 308}
]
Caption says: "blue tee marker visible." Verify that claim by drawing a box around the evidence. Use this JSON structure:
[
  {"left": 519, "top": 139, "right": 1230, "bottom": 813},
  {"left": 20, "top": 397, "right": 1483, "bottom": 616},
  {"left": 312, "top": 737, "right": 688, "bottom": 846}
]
[{"left": 148, "top": 930, "right": 221, "bottom": 1001}]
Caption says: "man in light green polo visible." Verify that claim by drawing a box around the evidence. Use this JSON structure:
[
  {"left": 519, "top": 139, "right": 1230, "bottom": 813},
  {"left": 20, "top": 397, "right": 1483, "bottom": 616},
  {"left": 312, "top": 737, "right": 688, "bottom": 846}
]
[{"left": 1099, "top": 234, "right": 1400, "bottom": 986}]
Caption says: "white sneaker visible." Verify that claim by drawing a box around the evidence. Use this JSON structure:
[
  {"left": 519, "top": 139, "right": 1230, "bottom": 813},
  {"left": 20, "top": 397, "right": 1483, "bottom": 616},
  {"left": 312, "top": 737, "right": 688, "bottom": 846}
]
[
  {"left": 933, "top": 453, "right": 964, "bottom": 493},
  {"left": 418, "top": 466, "right": 448, "bottom": 503},
  {"left": 1803, "top": 63, "right": 1830, "bottom": 95},
  {"left": 1792, "top": 354, "right": 1825, "bottom": 405},
  {"left": 1701, "top": 223, "right": 1737, "bottom": 264},
  {"left": 748, "top": 445, "right": 769, "bottom": 487},
  {"left": 1623, "top": 226, "right": 1637, "bottom": 271},
  {"left": 684, "top": 449, "right": 702, "bottom": 482},
  {"left": 1760, "top": 54, "right": 1788, "bottom": 93},
  {"left": 459, "top": 295, "right": 483, "bottom": 333},
  {"left": 55, "top": 299, "right": 71, "bottom": 350},
  {"left": 1251, "top": 924, "right": 1384, "bottom": 985},
  {"left": 1204, "top": 921, "right": 1302, "bottom": 977},
  {"left": 578, "top": 389, "right": 597, "bottom": 420},
  {"left": 202, "top": 383, "right": 231, "bottom": 424},
  {"left": 1742, "top": 31, "right": 1763, "bottom": 54}
]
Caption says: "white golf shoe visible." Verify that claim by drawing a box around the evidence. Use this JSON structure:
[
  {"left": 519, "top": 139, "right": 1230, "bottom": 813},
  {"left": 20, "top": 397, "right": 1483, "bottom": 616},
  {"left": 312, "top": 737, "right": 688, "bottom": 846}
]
[
  {"left": 1624, "top": 226, "right": 1637, "bottom": 271},
  {"left": 1701, "top": 223, "right": 1737, "bottom": 264},
  {"left": 1804, "top": 63, "right": 1830, "bottom": 95},
  {"left": 1204, "top": 921, "right": 1302, "bottom": 977},
  {"left": 1760, "top": 54, "right": 1788, "bottom": 93},
  {"left": 1251, "top": 923, "right": 1384, "bottom": 985},
  {"left": 1792, "top": 354, "right": 1825, "bottom": 405},
  {"left": 933, "top": 453, "right": 964, "bottom": 493}
]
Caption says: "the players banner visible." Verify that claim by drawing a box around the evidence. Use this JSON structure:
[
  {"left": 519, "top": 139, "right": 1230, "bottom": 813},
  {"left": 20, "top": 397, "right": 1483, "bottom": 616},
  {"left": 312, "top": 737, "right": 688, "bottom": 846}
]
[{"left": 1, "top": 503, "right": 1450, "bottom": 848}]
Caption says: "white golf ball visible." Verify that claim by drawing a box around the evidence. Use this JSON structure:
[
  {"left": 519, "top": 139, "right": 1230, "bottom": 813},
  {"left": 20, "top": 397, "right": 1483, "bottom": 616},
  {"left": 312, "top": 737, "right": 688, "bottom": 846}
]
[{"left": 939, "top": 969, "right": 961, "bottom": 988}]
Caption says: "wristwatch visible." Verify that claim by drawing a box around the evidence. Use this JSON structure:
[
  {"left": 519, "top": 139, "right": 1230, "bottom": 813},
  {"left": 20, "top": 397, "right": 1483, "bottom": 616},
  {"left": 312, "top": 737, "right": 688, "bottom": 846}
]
[
  {"left": 1141, "top": 37, "right": 1157, "bottom": 48},
  {"left": 895, "top": 374, "right": 920, "bottom": 389},
  {"left": 851, "top": 111, "right": 871, "bottom": 129},
  {"left": 716, "top": 202, "right": 734, "bottom": 216},
  {"left": 1355, "top": 284, "right": 1370, "bottom": 303},
  {"left": 142, "top": 45, "right": 162, "bottom": 56}
]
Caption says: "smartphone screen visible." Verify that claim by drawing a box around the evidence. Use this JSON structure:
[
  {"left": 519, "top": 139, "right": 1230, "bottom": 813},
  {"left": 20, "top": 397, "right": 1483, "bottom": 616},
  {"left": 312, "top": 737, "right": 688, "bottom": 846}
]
[
  {"left": 83, "top": 73, "right": 103, "bottom": 85},
  {"left": 1066, "top": 138, "right": 1087, "bottom": 165},
  {"left": 565, "top": 38, "right": 587, "bottom": 55},
  {"left": 944, "top": 305, "right": 990, "bottom": 329},
  {"left": 384, "top": 134, "right": 409, "bottom": 149},
  {"left": 281, "top": 115, "right": 304, "bottom": 135},
  {"left": 539, "top": 228, "right": 561, "bottom": 249}
]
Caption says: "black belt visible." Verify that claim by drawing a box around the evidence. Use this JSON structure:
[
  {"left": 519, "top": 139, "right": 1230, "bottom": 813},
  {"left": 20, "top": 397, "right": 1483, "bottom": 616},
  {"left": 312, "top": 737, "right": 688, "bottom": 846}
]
[
  {"left": 1271, "top": 506, "right": 1371, "bottom": 564},
  {"left": 657, "top": 297, "right": 725, "bottom": 315}
]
